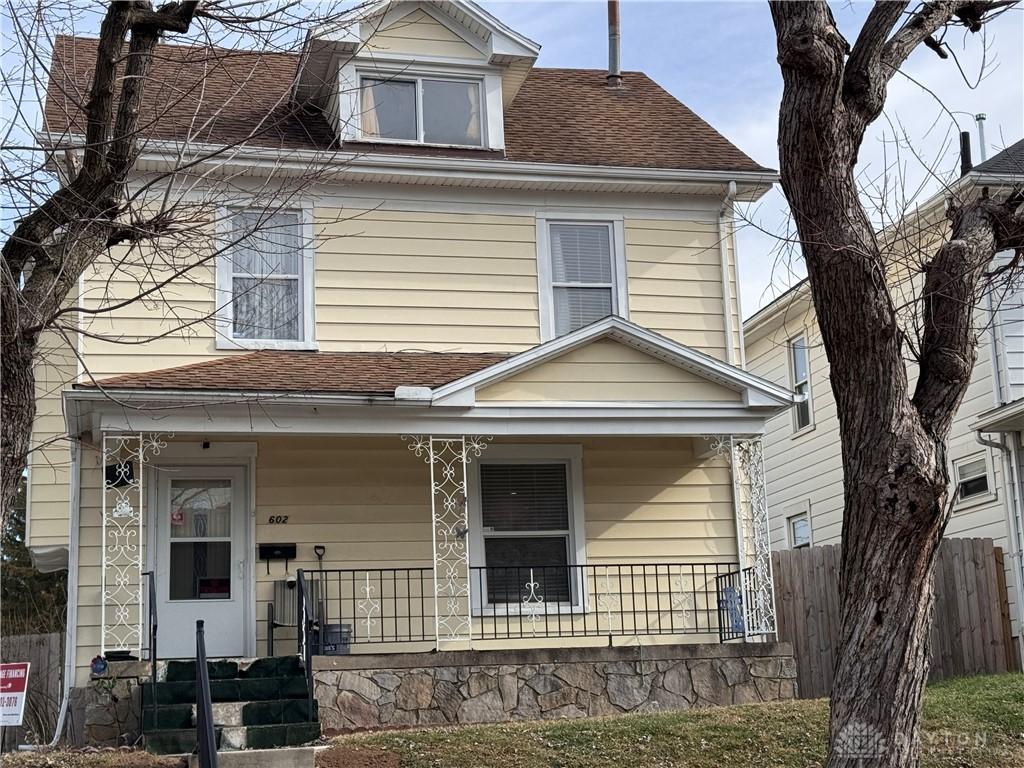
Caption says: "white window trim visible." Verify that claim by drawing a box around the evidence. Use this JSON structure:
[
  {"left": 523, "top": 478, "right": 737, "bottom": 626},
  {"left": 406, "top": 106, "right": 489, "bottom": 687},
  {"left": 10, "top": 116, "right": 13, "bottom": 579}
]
[
  {"left": 355, "top": 70, "right": 487, "bottom": 149},
  {"left": 467, "top": 444, "right": 587, "bottom": 615},
  {"left": 952, "top": 452, "right": 997, "bottom": 511},
  {"left": 215, "top": 204, "right": 317, "bottom": 351},
  {"left": 785, "top": 501, "right": 812, "bottom": 549},
  {"left": 536, "top": 212, "right": 629, "bottom": 342},
  {"left": 789, "top": 332, "right": 814, "bottom": 436}
]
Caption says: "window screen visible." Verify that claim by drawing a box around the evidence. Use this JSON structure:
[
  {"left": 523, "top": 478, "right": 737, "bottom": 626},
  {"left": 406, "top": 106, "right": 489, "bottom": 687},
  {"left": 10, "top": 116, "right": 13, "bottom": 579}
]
[
  {"left": 549, "top": 223, "right": 615, "bottom": 335},
  {"left": 230, "top": 211, "right": 303, "bottom": 341}
]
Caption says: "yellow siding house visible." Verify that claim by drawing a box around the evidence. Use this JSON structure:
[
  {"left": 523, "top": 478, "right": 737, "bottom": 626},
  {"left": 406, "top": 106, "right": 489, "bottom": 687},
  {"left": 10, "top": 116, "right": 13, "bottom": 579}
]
[{"left": 32, "top": 0, "right": 796, "bottom": 743}]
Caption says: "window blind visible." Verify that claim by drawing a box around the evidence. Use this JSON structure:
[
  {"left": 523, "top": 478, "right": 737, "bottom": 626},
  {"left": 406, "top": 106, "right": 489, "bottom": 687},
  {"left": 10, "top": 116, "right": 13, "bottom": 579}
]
[
  {"left": 549, "top": 223, "right": 614, "bottom": 335},
  {"left": 480, "top": 464, "right": 569, "bottom": 531},
  {"left": 550, "top": 224, "right": 612, "bottom": 283}
]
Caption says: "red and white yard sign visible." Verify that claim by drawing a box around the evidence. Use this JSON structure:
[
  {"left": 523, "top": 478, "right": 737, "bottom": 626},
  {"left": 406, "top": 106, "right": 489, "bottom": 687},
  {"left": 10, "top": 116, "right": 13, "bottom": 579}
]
[{"left": 0, "top": 662, "right": 31, "bottom": 727}]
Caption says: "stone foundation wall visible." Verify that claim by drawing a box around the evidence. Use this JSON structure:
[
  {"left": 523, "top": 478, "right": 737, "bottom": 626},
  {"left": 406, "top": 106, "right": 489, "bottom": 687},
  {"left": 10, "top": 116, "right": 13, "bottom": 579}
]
[{"left": 313, "top": 643, "right": 796, "bottom": 732}]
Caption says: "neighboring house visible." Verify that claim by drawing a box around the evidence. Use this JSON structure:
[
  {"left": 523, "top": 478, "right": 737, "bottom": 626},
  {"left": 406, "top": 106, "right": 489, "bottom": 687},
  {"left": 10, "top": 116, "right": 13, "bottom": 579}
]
[
  {"left": 28, "top": 1, "right": 799, "bottom": 739},
  {"left": 744, "top": 138, "right": 1024, "bottom": 656}
]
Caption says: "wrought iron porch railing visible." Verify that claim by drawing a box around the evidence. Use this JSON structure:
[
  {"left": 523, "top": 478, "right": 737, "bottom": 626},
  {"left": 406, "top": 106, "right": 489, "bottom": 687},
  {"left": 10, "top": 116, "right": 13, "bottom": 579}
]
[{"left": 297, "top": 563, "right": 741, "bottom": 649}]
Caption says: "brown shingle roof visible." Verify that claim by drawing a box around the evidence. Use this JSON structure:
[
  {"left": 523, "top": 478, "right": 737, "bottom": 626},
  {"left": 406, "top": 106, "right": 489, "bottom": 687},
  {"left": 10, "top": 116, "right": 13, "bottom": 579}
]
[
  {"left": 77, "top": 351, "right": 508, "bottom": 396},
  {"left": 44, "top": 36, "right": 769, "bottom": 173}
]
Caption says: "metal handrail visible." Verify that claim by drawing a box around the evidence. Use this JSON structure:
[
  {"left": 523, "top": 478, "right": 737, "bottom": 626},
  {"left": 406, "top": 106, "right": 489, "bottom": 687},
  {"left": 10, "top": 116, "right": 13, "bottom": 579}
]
[
  {"left": 295, "top": 570, "right": 314, "bottom": 722},
  {"left": 195, "top": 620, "right": 218, "bottom": 767},
  {"left": 143, "top": 570, "right": 158, "bottom": 728}
]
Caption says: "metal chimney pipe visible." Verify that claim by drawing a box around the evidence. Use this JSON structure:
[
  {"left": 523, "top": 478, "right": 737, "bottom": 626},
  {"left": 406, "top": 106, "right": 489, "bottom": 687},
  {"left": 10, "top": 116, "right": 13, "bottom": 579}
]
[
  {"left": 975, "top": 113, "right": 988, "bottom": 161},
  {"left": 960, "top": 131, "right": 973, "bottom": 177},
  {"left": 607, "top": 0, "right": 622, "bottom": 88}
]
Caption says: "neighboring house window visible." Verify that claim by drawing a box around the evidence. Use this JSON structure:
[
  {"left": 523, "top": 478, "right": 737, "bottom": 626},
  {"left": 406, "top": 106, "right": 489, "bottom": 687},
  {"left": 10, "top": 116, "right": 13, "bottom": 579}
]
[
  {"left": 539, "top": 219, "right": 628, "bottom": 339},
  {"left": 360, "top": 75, "right": 482, "bottom": 146},
  {"left": 954, "top": 455, "right": 990, "bottom": 504},
  {"left": 479, "top": 463, "right": 572, "bottom": 603},
  {"left": 217, "top": 209, "right": 314, "bottom": 349},
  {"left": 789, "top": 334, "right": 812, "bottom": 431},
  {"left": 788, "top": 510, "right": 811, "bottom": 549}
]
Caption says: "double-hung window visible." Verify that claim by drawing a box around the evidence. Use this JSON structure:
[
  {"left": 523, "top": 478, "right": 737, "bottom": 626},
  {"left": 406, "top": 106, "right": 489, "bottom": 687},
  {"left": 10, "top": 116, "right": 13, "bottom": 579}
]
[
  {"left": 542, "top": 220, "right": 625, "bottom": 338},
  {"left": 218, "top": 209, "right": 314, "bottom": 349},
  {"left": 954, "top": 455, "right": 990, "bottom": 504},
  {"left": 360, "top": 74, "right": 483, "bottom": 146},
  {"left": 476, "top": 459, "right": 579, "bottom": 606},
  {"left": 789, "top": 334, "right": 813, "bottom": 431}
]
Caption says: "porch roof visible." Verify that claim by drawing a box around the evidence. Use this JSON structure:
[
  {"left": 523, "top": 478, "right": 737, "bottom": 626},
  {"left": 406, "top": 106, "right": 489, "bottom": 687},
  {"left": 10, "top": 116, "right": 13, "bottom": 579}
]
[
  {"left": 65, "top": 318, "right": 798, "bottom": 438},
  {"left": 76, "top": 350, "right": 508, "bottom": 397}
]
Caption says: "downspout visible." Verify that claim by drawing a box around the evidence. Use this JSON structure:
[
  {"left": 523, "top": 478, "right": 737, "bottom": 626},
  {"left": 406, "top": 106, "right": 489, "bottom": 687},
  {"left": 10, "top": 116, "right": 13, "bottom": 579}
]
[
  {"left": 20, "top": 440, "right": 81, "bottom": 750},
  {"left": 976, "top": 430, "right": 1024, "bottom": 664},
  {"left": 718, "top": 181, "right": 738, "bottom": 366}
]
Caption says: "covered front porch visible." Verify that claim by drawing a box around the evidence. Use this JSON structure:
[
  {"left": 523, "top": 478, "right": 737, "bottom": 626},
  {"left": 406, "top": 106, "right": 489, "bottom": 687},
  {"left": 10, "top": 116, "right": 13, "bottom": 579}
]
[{"left": 65, "top": 319, "right": 793, "bottom": 681}]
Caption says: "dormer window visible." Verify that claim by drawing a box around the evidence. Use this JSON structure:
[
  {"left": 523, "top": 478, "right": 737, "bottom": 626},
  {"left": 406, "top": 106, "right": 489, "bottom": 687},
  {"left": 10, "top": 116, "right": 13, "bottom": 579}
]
[{"left": 360, "top": 74, "right": 483, "bottom": 147}]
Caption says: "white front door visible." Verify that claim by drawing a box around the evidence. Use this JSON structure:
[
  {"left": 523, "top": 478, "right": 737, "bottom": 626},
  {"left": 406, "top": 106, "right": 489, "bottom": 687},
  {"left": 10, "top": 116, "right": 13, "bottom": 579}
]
[{"left": 154, "top": 467, "right": 248, "bottom": 658}]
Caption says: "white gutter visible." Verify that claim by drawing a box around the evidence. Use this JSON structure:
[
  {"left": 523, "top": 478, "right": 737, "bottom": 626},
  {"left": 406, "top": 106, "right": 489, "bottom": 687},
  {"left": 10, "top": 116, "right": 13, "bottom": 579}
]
[
  {"left": 36, "top": 133, "right": 779, "bottom": 200},
  {"left": 718, "top": 181, "right": 738, "bottom": 366},
  {"left": 20, "top": 441, "right": 80, "bottom": 750}
]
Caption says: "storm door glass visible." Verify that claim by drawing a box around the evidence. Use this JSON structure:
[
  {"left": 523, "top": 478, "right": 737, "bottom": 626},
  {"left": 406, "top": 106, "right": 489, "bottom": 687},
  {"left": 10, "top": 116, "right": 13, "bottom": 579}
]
[{"left": 168, "top": 479, "right": 233, "bottom": 600}]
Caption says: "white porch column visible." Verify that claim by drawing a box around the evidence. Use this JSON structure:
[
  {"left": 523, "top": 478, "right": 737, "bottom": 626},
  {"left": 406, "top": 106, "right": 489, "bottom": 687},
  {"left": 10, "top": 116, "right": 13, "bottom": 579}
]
[
  {"left": 709, "top": 435, "right": 777, "bottom": 640},
  {"left": 404, "top": 435, "right": 490, "bottom": 645},
  {"left": 100, "top": 432, "right": 168, "bottom": 655}
]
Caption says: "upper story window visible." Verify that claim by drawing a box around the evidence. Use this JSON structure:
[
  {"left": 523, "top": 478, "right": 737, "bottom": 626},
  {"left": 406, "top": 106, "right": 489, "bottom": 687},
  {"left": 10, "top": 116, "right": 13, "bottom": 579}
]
[
  {"left": 954, "top": 455, "right": 990, "bottom": 505},
  {"left": 216, "top": 209, "right": 316, "bottom": 350},
  {"left": 538, "top": 217, "right": 628, "bottom": 340},
  {"left": 789, "top": 334, "right": 813, "bottom": 432},
  {"left": 360, "top": 74, "right": 483, "bottom": 146}
]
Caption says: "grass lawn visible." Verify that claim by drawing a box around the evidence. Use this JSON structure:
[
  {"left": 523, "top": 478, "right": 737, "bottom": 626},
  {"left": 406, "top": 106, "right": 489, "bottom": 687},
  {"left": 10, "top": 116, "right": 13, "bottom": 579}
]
[
  {"left": 324, "top": 673, "right": 1024, "bottom": 768},
  {"left": 4, "top": 673, "right": 1021, "bottom": 768}
]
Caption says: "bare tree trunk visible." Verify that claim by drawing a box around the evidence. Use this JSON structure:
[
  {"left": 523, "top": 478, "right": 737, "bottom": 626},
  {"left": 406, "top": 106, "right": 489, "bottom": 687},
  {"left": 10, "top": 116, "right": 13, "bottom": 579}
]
[
  {"left": 0, "top": 1, "right": 198, "bottom": 526},
  {"left": 769, "top": 2, "right": 1023, "bottom": 766},
  {"left": 1, "top": 289, "right": 39, "bottom": 523}
]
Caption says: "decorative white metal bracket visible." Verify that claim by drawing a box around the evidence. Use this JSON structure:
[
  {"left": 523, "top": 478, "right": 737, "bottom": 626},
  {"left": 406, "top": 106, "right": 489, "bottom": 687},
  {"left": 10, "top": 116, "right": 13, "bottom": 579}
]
[
  {"left": 704, "top": 435, "right": 777, "bottom": 640},
  {"left": 403, "top": 435, "right": 490, "bottom": 643},
  {"left": 100, "top": 432, "right": 168, "bottom": 655}
]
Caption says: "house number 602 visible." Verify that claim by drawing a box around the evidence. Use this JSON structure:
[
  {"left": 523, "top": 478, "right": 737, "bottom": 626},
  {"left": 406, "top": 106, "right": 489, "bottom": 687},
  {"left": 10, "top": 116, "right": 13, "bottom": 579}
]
[{"left": 267, "top": 515, "right": 289, "bottom": 524}]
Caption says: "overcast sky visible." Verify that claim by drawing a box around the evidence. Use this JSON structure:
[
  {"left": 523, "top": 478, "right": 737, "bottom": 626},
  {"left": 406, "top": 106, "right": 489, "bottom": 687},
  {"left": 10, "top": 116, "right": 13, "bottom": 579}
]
[{"left": 482, "top": 0, "right": 1024, "bottom": 317}]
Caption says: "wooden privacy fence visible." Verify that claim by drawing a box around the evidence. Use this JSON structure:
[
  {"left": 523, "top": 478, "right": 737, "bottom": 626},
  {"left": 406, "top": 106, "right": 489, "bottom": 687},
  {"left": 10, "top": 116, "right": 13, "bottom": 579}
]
[
  {"left": 773, "top": 538, "right": 1020, "bottom": 700},
  {"left": 0, "top": 632, "right": 63, "bottom": 751}
]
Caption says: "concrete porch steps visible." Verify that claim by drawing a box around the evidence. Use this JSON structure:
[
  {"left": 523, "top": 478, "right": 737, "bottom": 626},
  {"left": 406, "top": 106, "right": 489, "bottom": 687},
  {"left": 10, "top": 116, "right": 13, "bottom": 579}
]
[{"left": 141, "top": 655, "right": 320, "bottom": 755}]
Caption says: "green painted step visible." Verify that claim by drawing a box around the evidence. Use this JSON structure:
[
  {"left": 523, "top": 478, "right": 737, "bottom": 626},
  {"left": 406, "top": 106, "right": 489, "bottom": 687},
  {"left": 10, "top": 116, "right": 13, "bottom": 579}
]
[
  {"left": 142, "top": 675, "right": 309, "bottom": 705},
  {"left": 220, "top": 721, "right": 322, "bottom": 751},
  {"left": 142, "top": 703, "right": 193, "bottom": 730},
  {"left": 242, "top": 698, "right": 318, "bottom": 726},
  {"left": 143, "top": 727, "right": 222, "bottom": 755},
  {"left": 164, "top": 656, "right": 303, "bottom": 682}
]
